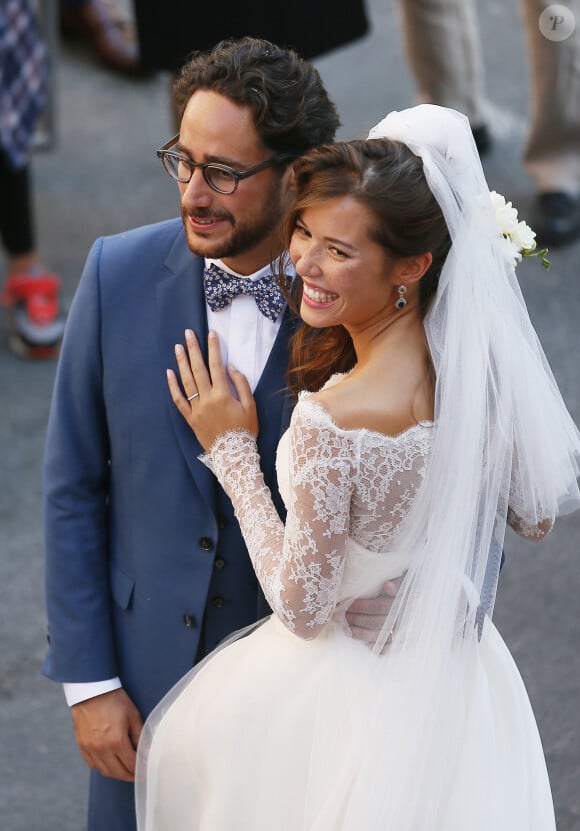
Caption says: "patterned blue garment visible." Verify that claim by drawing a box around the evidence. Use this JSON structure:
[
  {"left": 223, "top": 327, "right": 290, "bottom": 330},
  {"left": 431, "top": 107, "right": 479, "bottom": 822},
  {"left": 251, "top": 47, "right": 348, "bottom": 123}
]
[
  {"left": 0, "top": 0, "right": 49, "bottom": 169},
  {"left": 203, "top": 262, "right": 286, "bottom": 323}
]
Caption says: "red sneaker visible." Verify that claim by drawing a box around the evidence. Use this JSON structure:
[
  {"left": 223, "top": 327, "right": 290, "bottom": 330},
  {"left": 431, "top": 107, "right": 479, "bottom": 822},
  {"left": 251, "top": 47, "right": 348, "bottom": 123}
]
[{"left": 1, "top": 269, "right": 66, "bottom": 358}]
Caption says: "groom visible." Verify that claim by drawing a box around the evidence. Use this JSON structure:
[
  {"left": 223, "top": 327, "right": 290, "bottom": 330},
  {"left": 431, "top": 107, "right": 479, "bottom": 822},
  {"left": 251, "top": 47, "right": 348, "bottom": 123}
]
[{"left": 42, "top": 37, "right": 350, "bottom": 831}]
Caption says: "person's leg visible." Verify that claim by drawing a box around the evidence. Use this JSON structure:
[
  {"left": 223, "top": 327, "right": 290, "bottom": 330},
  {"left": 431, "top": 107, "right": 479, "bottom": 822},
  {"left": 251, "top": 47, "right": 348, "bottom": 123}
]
[
  {"left": 0, "top": 150, "right": 65, "bottom": 357},
  {"left": 520, "top": 0, "right": 580, "bottom": 244},
  {"left": 0, "top": 153, "right": 35, "bottom": 263},
  {"left": 397, "top": 0, "right": 489, "bottom": 145}
]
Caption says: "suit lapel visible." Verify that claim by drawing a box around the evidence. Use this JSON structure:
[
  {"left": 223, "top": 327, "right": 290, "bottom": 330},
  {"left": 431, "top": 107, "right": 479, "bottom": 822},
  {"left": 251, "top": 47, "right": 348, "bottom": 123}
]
[
  {"left": 156, "top": 233, "right": 216, "bottom": 514},
  {"left": 254, "top": 307, "right": 297, "bottom": 487}
]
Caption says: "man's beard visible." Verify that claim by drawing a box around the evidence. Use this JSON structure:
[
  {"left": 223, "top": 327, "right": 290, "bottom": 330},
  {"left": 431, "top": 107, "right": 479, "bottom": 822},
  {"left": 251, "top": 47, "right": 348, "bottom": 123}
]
[{"left": 181, "top": 183, "right": 285, "bottom": 263}]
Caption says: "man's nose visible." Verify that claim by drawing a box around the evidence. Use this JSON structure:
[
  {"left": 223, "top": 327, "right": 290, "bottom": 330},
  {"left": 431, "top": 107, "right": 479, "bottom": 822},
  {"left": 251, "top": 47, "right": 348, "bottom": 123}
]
[{"left": 180, "top": 169, "right": 213, "bottom": 207}]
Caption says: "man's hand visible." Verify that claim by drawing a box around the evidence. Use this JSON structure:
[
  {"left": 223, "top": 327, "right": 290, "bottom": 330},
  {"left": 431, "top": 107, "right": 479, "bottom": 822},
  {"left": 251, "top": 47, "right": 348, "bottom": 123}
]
[
  {"left": 71, "top": 688, "right": 143, "bottom": 781},
  {"left": 345, "top": 576, "right": 404, "bottom": 646}
]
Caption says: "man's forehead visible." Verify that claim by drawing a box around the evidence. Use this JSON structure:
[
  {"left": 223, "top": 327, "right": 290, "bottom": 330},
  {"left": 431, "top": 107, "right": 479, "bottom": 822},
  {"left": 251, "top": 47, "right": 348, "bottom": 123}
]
[{"left": 180, "top": 90, "right": 264, "bottom": 157}]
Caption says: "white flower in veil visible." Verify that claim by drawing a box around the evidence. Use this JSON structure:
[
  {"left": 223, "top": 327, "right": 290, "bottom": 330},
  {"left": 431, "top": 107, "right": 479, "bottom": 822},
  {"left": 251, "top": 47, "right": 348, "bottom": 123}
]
[{"left": 490, "top": 189, "right": 549, "bottom": 267}]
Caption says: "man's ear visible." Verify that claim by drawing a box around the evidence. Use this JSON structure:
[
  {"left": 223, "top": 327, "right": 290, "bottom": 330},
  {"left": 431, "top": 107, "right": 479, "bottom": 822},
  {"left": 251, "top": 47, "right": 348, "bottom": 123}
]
[
  {"left": 284, "top": 163, "right": 297, "bottom": 193},
  {"left": 395, "top": 252, "right": 433, "bottom": 286}
]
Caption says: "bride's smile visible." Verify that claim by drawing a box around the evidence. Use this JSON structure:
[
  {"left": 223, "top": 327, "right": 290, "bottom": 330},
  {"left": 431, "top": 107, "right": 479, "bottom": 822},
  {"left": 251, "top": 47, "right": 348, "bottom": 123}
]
[{"left": 301, "top": 280, "right": 339, "bottom": 306}]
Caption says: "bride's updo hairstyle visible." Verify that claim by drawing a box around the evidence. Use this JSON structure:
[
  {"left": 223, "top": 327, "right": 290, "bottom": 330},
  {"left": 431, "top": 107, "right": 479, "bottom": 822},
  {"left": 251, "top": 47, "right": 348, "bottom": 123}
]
[{"left": 283, "top": 138, "right": 451, "bottom": 394}]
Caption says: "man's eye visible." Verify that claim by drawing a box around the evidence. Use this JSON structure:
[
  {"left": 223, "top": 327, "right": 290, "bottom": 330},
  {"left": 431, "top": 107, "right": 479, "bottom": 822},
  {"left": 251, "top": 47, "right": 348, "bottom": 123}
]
[
  {"left": 177, "top": 158, "right": 192, "bottom": 174},
  {"left": 211, "top": 167, "right": 234, "bottom": 181}
]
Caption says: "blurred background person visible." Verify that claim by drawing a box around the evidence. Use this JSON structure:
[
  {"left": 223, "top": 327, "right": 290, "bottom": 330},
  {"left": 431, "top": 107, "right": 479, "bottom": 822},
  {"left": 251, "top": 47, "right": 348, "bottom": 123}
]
[
  {"left": 397, "top": 0, "right": 580, "bottom": 247},
  {"left": 132, "top": 0, "right": 369, "bottom": 75},
  {"left": 59, "top": 0, "right": 139, "bottom": 74},
  {"left": 0, "top": 0, "right": 66, "bottom": 357},
  {"left": 61, "top": 0, "right": 370, "bottom": 81}
]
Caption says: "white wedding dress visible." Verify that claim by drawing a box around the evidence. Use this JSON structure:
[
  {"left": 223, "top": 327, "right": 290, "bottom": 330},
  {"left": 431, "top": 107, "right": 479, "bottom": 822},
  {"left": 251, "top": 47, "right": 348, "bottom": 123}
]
[{"left": 136, "top": 387, "right": 556, "bottom": 830}]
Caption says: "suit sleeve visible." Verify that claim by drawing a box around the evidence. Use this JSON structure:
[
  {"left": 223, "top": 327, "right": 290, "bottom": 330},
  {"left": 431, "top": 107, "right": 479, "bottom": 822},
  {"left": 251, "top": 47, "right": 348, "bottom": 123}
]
[{"left": 43, "top": 237, "right": 118, "bottom": 682}]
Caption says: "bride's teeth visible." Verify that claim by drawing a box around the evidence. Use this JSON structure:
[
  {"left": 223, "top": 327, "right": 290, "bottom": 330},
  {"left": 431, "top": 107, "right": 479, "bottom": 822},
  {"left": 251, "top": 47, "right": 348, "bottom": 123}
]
[{"left": 304, "top": 284, "right": 337, "bottom": 303}]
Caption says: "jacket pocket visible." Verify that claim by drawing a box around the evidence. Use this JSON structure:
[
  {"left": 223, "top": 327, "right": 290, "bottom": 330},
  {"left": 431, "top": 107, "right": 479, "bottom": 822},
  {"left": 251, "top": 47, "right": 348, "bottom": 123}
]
[{"left": 110, "top": 561, "right": 135, "bottom": 610}]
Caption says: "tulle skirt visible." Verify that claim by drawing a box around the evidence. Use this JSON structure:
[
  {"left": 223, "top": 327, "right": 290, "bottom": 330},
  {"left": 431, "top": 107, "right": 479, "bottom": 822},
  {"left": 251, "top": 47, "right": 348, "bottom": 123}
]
[{"left": 136, "top": 615, "right": 556, "bottom": 830}]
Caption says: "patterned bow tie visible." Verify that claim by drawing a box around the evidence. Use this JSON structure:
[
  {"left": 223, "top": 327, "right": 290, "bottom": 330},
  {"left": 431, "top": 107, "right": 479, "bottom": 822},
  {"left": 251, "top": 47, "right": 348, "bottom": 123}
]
[{"left": 203, "top": 262, "right": 286, "bottom": 323}]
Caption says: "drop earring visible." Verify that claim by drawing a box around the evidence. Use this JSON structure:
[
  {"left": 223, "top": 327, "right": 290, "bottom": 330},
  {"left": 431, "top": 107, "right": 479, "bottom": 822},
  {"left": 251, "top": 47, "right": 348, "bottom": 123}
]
[{"left": 395, "top": 285, "right": 407, "bottom": 310}]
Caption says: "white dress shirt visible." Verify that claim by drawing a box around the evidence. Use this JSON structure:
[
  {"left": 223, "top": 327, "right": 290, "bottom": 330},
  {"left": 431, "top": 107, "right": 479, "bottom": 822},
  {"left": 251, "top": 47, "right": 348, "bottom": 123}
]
[{"left": 64, "top": 258, "right": 284, "bottom": 707}]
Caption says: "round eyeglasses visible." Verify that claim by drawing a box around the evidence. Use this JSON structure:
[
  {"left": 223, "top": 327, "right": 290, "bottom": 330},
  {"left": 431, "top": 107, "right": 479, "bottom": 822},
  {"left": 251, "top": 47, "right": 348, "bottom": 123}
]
[{"left": 156, "top": 135, "right": 294, "bottom": 195}]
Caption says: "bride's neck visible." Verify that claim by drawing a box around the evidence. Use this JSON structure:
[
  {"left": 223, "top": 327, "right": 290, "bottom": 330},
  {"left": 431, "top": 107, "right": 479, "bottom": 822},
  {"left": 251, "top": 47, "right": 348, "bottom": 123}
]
[{"left": 348, "top": 310, "right": 428, "bottom": 374}]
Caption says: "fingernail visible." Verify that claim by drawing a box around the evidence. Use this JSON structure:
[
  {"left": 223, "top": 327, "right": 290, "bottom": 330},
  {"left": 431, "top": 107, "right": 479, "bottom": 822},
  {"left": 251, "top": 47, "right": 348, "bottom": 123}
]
[
  {"left": 175, "top": 344, "right": 184, "bottom": 355},
  {"left": 185, "top": 329, "right": 193, "bottom": 339}
]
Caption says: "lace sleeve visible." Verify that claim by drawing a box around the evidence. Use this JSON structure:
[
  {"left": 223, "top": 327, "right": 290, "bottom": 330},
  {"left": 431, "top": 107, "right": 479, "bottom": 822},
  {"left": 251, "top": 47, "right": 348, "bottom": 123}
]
[{"left": 203, "top": 407, "right": 359, "bottom": 639}]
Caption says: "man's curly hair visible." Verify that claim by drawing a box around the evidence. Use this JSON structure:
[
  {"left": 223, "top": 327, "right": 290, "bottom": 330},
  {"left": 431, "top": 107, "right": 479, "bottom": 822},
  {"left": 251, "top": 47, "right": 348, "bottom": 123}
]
[{"left": 174, "top": 37, "right": 340, "bottom": 156}]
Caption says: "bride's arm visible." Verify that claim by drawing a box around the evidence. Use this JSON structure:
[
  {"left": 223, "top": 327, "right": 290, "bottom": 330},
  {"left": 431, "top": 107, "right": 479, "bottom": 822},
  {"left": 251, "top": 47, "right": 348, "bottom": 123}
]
[
  {"left": 167, "top": 330, "right": 357, "bottom": 639},
  {"left": 205, "top": 408, "right": 358, "bottom": 639}
]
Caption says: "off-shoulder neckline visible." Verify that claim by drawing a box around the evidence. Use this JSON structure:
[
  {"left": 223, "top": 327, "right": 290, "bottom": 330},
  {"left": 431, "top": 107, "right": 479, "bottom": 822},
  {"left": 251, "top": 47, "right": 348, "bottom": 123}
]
[{"left": 297, "top": 392, "right": 434, "bottom": 443}]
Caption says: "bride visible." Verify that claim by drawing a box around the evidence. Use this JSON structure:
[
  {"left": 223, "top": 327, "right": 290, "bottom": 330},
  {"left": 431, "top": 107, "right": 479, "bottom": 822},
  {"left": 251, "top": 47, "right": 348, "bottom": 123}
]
[{"left": 135, "top": 105, "right": 580, "bottom": 830}]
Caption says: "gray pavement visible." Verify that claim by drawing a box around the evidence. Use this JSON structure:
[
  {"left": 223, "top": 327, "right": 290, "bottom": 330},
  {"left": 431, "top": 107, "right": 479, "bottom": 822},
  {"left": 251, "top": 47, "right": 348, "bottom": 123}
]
[{"left": 1, "top": 1, "right": 579, "bottom": 828}]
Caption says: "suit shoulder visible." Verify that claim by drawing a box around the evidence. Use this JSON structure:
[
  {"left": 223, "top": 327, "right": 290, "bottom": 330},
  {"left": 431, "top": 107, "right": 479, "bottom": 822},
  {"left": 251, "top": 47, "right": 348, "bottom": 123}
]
[
  {"left": 86, "top": 217, "right": 200, "bottom": 292},
  {"left": 98, "top": 217, "right": 184, "bottom": 255}
]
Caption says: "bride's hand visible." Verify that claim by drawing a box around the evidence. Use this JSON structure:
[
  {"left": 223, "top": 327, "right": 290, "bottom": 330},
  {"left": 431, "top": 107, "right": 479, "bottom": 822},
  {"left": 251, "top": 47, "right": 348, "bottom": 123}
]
[{"left": 167, "top": 329, "right": 258, "bottom": 452}]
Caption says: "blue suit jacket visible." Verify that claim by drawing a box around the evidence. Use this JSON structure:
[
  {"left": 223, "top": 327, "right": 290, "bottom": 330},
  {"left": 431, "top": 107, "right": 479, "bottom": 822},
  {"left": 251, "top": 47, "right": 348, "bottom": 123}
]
[{"left": 42, "top": 218, "right": 295, "bottom": 719}]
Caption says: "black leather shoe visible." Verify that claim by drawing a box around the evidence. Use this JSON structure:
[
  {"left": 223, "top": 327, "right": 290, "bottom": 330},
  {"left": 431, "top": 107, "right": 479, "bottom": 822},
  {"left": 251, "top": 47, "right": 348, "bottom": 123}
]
[
  {"left": 532, "top": 192, "right": 580, "bottom": 247},
  {"left": 472, "top": 124, "right": 492, "bottom": 157},
  {"left": 60, "top": 0, "right": 140, "bottom": 75}
]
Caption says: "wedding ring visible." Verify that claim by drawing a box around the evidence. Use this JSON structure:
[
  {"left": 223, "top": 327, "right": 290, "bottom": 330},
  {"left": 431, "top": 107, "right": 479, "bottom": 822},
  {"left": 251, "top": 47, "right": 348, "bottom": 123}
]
[{"left": 187, "top": 392, "right": 200, "bottom": 401}]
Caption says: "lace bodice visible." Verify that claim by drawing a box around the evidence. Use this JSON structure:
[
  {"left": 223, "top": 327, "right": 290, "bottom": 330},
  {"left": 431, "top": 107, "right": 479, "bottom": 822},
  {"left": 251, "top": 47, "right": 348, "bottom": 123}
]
[{"left": 204, "top": 392, "right": 432, "bottom": 639}]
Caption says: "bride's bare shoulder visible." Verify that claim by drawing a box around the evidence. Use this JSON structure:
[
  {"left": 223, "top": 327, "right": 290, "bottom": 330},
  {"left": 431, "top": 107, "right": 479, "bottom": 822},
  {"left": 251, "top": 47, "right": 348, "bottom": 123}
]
[{"left": 310, "top": 374, "right": 432, "bottom": 438}]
